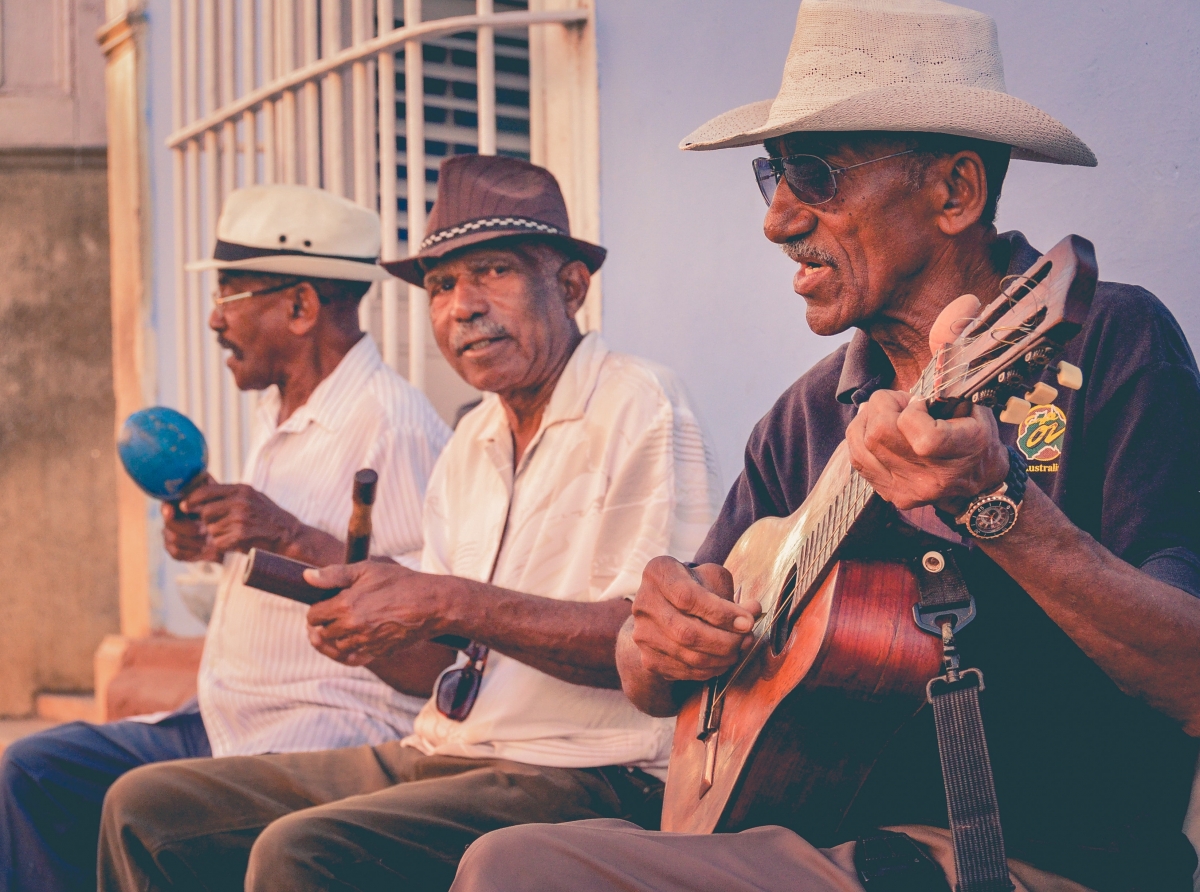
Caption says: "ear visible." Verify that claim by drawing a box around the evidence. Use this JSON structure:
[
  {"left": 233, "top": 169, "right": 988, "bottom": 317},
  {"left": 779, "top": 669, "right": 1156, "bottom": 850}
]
[
  {"left": 286, "top": 282, "right": 322, "bottom": 336},
  {"left": 932, "top": 150, "right": 989, "bottom": 236},
  {"left": 558, "top": 259, "right": 591, "bottom": 319}
]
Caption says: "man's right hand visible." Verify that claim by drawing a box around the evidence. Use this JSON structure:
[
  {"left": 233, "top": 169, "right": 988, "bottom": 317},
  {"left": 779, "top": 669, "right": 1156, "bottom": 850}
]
[{"left": 626, "top": 556, "right": 761, "bottom": 683}]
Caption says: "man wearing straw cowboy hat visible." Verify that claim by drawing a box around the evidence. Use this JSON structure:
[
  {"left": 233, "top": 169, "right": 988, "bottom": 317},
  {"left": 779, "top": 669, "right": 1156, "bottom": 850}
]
[
  {"left": 95, "top": 154, "right": 723, "bottom": 892},
  {"left": 0, "top": 184, "right": 450, "bottom": 892},
  {"left": 450, "top": 1, "right": 1200, "bottom": 891}
]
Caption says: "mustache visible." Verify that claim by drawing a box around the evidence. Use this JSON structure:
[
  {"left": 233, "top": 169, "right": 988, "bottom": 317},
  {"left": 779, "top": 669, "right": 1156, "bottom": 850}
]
[
  {"left": 217, "top": 336, "right": 242, "bottom": 357},
  {"left": 780, "top": 240, "right": 838, "bottom": 268},
  {"left": 450, "top": 318, "right": 510, "bottom": 354}
]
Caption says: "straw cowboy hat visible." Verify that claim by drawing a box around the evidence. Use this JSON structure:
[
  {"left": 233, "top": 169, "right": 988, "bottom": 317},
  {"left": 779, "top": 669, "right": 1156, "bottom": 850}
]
[
  {"left": 681, "top": 0, "right": 1096, "bottom": 167},
  {"left": 187, "top": 184, "right": 391, "bottom": 282},
  {"left": 385, "top": 155, "right": 607, "bottom": 287}
]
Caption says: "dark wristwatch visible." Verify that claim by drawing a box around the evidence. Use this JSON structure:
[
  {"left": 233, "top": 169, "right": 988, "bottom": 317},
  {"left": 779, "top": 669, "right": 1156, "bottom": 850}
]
[{"left": 941, "top": 446, "right": 1028, "bottom": 540}]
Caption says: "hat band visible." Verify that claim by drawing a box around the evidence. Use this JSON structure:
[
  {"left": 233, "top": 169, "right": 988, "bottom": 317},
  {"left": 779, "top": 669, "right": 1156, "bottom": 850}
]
[
  {"left": 213, "top": 239, "right": 378, "bottom": 265},
  {"left": 419, "top": 216, "right": 565, "bottom": 252}
]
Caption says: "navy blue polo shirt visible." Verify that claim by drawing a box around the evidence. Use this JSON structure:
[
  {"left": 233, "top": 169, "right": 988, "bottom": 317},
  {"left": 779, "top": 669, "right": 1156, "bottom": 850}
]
[{"left": 695, "top": 232, "right": 1200, "bottom": 891}]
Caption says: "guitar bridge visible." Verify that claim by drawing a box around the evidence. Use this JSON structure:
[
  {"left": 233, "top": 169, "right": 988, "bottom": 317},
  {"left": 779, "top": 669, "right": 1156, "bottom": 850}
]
[{"left": 696, "top": 677, "right": 725, "bottom": 797}]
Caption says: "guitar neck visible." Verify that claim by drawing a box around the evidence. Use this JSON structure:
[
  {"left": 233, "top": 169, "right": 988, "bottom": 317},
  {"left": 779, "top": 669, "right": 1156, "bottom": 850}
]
[{"left": 793, "top": 468, "right": 878, "bottom": 602}]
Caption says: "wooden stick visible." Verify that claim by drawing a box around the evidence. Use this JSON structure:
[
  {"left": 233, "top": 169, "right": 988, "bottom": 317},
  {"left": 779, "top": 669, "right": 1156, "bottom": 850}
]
[{"left": 345, "top": 468, "right": 378, "bottom": 562}]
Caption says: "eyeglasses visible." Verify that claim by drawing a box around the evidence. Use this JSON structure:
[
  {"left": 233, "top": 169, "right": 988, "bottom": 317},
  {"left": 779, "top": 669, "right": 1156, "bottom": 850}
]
[
  {"left": 211, "top": 278, "right": 304, "bottom": 307},
  {"left": 435, "top": 641, "right": 489, "bottom": 721},
  {"left": 751, "top": 149, "right": 915, "bottom": 206}
]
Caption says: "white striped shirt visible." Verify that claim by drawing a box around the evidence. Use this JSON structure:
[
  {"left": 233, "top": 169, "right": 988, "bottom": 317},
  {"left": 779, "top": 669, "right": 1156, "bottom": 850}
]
[
  {"left": 403, "top": 333, "right": 722, "bottom": 778},
  {"left": 197, "top": 335, "right": 452, "bottom": 756}
]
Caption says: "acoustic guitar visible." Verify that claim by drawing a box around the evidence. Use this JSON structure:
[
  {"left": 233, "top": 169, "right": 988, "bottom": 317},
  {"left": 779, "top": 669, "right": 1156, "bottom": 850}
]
[{"left": 660, "top": 235, "right": 1098, "bottom": 840}]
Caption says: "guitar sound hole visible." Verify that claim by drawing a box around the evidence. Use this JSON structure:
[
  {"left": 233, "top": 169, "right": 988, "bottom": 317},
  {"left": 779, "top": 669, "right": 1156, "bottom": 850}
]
[{"left": 769, "top": 565, "right": 799, "bottom": 656}]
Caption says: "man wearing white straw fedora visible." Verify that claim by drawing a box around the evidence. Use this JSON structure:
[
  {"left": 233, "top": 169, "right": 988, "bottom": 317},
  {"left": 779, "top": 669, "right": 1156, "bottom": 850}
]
[
  {"left": 0, "top": 184, "right": 450, "bottom": 892},
  {"left": 449, "top": 2, "right": 1200, "bottom": 892}
]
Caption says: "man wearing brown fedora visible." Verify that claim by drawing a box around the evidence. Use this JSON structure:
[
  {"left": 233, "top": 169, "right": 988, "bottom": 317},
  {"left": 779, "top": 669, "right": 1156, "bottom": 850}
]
[
  {"left": 95, "top": 155, "right": 723, "bottom": 892},
  {"left": 448, "top": 2, "right": 1200, "bottom": 892}
]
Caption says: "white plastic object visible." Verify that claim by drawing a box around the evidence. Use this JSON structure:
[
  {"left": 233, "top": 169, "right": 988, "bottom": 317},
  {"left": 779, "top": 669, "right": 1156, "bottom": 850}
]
[
  {"left": 999, "top": 396, "right": 1032, "bottom": 425},
  {"left": 1024, "top": 382, "right": 1059, "bottom": 405},
  {"left": 1056, "top": 361, "right": 1083, "bottom": 391}
]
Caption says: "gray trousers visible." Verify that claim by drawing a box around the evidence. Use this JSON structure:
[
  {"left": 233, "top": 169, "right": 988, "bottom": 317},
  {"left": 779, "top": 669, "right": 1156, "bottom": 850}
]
[
  {"left": 449, "top": 820, "right": 1093, "bottom": 892},
  {"left": 97, "top": 742, "right": 622, "bottom": 892}
]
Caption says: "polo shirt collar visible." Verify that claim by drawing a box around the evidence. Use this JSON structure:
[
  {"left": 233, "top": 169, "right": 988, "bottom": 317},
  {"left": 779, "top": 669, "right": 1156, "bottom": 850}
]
[
  {"left": 835, "top": 331, "right": 893, "bottom": 406},
  {"left": 258, "top": 333, "right": 382, "bottom": 433},
  {"left": 834, "top": 230, "right": 1039, "bottom": 406}
]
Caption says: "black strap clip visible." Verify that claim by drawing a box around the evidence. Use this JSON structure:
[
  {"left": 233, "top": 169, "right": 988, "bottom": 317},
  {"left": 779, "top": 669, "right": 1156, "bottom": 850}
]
[{"left": 912, "top": 596, "right": 976, "bottom": 636}]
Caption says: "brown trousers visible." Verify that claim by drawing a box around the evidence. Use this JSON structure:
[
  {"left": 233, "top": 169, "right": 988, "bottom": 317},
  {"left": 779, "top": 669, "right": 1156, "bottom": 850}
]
[
  {"left": 450, "top": 820, "right": 1095, "bottom": 892},
  {"left": 97, "top": 742, "right": 622, "bottom": 892}
]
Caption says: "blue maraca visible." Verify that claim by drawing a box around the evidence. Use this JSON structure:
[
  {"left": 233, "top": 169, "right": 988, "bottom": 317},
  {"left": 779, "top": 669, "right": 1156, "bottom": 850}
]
[{"left": 117, "top": 407, "right": 209, "bottom": 501}]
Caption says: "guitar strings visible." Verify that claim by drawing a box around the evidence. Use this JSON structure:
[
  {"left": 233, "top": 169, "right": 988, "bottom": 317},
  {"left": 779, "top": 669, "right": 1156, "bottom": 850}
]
[
  {"left": 714, "top": 469, "right": 876, "bottom": 700},
  {"left": 708, "top": 277, "right": 1053, "bottom": 706}
]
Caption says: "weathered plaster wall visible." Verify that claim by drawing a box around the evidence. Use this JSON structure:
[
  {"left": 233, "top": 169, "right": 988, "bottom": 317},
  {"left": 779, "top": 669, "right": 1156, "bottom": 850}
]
[{"left": 0, "top": 151, "right": 119, "bottom": 715}]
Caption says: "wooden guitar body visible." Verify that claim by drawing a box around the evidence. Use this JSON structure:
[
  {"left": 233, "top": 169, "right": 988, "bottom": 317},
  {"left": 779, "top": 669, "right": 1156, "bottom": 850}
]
[{"left": 661, "top": 444, "right": 941, "bottom": 838}]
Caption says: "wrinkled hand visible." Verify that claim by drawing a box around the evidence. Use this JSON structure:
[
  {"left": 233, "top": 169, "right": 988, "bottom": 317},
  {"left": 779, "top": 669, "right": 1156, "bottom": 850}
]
[
  {"left": 180, "top": 483, "right": 302, "bottom": 556},
  {"left": 161, "top": 473, "right": 220, "bottom": 562},
  {"left": 845, "top": 391, "right": 1009, "bottom": 515},
  {"left": 844, "top": 293, "right": 1009, "bottom": 515},
  {"left": 161, "top": 501, "right": 221, "bottom": 562},
  {"left": 627, "top": 556, "right": 761, "bottom": 683},
  {"left": 304, "top": 562, "right": 447, "bottom": 666}
]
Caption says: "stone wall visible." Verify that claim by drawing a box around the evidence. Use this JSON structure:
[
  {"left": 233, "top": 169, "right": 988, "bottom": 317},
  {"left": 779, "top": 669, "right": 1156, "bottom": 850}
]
[{"left": 0, "top": 149, "right": 119, "bottom": 716}]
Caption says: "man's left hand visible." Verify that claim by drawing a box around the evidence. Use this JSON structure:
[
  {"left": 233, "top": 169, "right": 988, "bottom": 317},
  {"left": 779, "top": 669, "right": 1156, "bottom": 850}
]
[
  {"left": 845, "top": 389, "right": 1009, "bottom": 515},
  {"left": 183, "top": 483, "right": 302, "bottom": 555},
  {"left": 304, "top": 562, "right": 449, "bottom": 666}
]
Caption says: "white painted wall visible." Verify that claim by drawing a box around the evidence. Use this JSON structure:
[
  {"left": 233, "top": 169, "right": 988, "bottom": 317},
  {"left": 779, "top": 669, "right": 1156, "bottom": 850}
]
[
  {"left": 0, "top": 0, "right": 107, "bottom": 147},
  {"left": 593, "top": 0, "right": 1200, "bottom": 491}
]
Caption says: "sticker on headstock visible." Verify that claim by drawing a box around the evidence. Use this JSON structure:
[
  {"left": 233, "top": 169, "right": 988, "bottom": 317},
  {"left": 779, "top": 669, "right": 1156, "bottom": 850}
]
[{"left": 1017, "top": 404, "right": 1067, "bottom": 470}]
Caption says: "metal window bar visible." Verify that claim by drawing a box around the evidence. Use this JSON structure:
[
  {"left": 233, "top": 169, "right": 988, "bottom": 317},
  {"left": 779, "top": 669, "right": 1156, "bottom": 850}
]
[{"left": 167, "top": 0, "right": 587, "bottom": 482}]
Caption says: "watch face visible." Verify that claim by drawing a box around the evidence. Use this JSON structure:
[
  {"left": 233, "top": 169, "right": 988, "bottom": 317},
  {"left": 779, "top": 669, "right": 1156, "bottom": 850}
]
[{"left": 966, "top": 496, "right": 1018, "bottom": 539}]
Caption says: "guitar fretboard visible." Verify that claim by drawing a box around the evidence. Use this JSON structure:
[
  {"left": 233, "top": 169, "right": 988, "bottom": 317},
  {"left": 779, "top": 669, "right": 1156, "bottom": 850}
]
[
  {"left": 789, "top": 469, "right": 877, "bottom": 608},
  {"left": 781, "top": 349, "right": 954, "bottom": 614}
]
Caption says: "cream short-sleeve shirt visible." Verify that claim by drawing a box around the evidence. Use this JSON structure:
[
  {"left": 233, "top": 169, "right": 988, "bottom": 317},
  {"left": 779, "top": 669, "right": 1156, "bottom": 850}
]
[{"left": 403, "top": 333, "right": 722, "bottom": 778}]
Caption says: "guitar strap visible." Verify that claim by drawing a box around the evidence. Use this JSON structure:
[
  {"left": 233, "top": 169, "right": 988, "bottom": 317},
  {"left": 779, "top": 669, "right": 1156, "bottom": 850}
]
[{"left": 911, "top": 550, "right": 1015, "bottom": 892}]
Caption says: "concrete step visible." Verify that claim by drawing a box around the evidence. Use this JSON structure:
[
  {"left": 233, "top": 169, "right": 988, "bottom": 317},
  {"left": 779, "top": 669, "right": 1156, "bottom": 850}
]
[
  {"left": 34, "top": 693, "right": 98, "bottom": 724},
  {"left": 0, "top": 719, "right": 58, "bottom": 757}
]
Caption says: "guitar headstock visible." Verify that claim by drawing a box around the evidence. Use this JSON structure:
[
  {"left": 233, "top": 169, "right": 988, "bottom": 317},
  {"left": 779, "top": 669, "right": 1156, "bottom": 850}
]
[{"left": 922, "top": 235, "right": 1097, "bottom": 421}]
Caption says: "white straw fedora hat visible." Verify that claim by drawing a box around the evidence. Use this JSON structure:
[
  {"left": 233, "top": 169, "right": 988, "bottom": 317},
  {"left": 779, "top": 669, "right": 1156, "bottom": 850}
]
[
  {"left": 680, "top": 0, "right": 1096, "bottom": 167},
  {"left": 186, "top": 184, "right": 391, "bottom": 282}
]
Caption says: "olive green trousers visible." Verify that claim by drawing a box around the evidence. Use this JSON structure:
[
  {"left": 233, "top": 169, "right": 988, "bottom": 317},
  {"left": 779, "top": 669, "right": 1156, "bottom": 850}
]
[{"left": 97, "top": 741, "right": 622, "bottom": 892}]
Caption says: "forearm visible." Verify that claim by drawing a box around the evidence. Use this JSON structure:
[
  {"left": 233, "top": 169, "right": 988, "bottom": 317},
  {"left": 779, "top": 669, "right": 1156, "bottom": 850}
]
[
  {"left": 367, "top": 642, "right": 457, "bottom": 697},
  {"left": 983, "top": 483, "right": 1200, "bottom": 731},
  {"left": 277, "top": 522, "right": 345, "bottom": 566},
  {"left": 615, "top": 618, "right": 694, "bottom": 716},
  {"left": 438, "top": 578, "right": 630, "bottom": 689}
]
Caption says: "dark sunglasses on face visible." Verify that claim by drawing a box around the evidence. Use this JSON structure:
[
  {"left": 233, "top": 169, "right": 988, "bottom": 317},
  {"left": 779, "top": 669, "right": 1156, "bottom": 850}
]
[
  {"left": 751, "top": 149, "right": 915, "bottom": 207},
  {"left": 436, "top": 640, "right": 489, "bottom": 721}
]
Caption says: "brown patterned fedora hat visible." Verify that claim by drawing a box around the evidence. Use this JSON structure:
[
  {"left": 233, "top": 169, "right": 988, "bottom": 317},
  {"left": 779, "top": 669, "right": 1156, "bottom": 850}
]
[{"left": 384, "top": 154, "right": 606, "bottom": 286}]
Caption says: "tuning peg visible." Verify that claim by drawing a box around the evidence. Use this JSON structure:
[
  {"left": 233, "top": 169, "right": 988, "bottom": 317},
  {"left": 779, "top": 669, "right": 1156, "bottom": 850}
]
[
  {"left": 1055, "top": 361, "right": 1083, "bottom": 391},
  {"left": 999, "top": 396, "right": 1032, "bottom": 425},
  {"left": 1024, "top": 382, "right": 1059, "bottom": 405}
]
